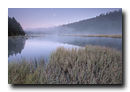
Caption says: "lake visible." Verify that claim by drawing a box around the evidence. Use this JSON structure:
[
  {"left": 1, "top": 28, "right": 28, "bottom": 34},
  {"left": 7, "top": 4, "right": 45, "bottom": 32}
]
[{"left": 8, "top": 35, "right": 122, "bottom": 63}]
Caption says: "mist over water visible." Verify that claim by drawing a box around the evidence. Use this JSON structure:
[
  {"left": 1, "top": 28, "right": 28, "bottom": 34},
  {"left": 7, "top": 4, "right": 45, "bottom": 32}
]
[
  {"left": 25, "top": 25, "right": 122, "bottom": 35},
  {"left": 8, "top": 35, "right": 122, "bottom": 63}
]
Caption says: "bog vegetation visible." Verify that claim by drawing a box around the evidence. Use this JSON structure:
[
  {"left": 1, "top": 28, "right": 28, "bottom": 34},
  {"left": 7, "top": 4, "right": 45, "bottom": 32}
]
[{"left": 8, "top": 45, "right": 122, "bottom": 84}]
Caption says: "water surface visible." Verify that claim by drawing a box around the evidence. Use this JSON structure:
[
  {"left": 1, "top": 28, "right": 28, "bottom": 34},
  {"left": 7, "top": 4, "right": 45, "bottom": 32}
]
[{"left": 8, "top": 35, "right": 122, "bottom": 62}]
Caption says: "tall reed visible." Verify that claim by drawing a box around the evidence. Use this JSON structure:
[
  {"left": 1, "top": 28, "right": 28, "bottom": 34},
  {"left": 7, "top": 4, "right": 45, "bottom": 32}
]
[
  {"left": 46, "top": 45, "right": 122, "bottom": 84},
  {"left": 8, "top": 45, "right": 122, "bottom": 84}
]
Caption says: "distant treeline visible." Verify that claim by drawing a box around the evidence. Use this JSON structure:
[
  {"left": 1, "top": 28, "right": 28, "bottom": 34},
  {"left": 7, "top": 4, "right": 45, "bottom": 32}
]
[
  {"left": 25, "top": 9, "right": 122, "bottom": 35},
  {"left": 8, "top": 17, "right": 25, "bottom": 36},
  {"left": 59, "top": 9, "right": 122, "bottom": 34}
]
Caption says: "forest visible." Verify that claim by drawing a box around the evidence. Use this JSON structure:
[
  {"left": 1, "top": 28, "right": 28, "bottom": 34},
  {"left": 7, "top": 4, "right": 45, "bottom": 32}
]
[
  {"left": 60, "top": 9, "right": 122, "bottom": 34},
  {"left": 25, "top": 9, "right": 122, "bottom": 35},
  {"left": 8, "top": 17, "right": 25, "bottom": 36}
]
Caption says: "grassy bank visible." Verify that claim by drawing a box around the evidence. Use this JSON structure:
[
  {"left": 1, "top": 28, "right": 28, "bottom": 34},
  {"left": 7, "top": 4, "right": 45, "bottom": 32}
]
[
  {"left": 60, "top": 34, "right": 122, "bottom": 38},
  {"left": 8, "top": 45, "right": 122, "bottom": 84},
  {"left": 8, "top": 35, "right": 45, "bottom": 39}
]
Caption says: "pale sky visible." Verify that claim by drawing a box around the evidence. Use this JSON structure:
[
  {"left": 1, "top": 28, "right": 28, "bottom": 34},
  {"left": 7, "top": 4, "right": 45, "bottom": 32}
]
[{"left": 8, "top": 8, "right": 121, "bottom": 30}]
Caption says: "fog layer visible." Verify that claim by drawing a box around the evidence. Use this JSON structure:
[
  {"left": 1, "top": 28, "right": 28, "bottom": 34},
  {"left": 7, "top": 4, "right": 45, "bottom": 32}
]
[{"left": 25, "top": 9, "right": 122, "bottom": 35}]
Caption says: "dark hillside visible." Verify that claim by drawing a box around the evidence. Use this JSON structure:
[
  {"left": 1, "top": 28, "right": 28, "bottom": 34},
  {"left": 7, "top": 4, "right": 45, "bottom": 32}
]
[
  {"left": 25, "top": 9, "right": 122, "bottom": 35},
  {"left": 61, "top": 9, "right": 122, "bottom": 34}
]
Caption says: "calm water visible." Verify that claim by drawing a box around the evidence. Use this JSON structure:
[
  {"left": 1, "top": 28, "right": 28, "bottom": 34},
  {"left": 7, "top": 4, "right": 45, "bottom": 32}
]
[{"left": 8, "top": 35, "right": 122, "bottom": 62}]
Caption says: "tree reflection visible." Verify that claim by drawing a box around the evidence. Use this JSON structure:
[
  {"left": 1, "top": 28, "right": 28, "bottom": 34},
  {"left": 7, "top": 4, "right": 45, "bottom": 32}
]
[{"left": 8, "top": 37, "right": 26, "bottom": 57}]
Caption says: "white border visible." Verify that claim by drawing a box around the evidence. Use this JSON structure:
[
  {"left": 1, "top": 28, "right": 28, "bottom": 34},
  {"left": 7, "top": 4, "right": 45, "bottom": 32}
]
[{"left": 0, "top": 0, "right": 129, "bottom": 92}]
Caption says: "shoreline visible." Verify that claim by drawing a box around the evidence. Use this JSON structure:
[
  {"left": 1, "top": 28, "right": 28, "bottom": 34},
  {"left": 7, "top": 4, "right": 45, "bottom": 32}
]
[
  {"left": 8, "top": 34, "right": 122, "bottom": 38},
  {"left": 60, "top": 34, "right": 122, "bottom": 38},
  {"left": 8, "top": 35, "right": 45, "bottom": 38}
]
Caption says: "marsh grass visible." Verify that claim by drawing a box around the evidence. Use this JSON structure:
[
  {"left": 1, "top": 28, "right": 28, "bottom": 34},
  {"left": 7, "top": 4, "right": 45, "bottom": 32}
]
[
  {"left": 8, "top": 59, "right": 45, "bottom": 84},
  {"left": 8, "top": 45, "right": 122, "bottom": 84},
  {"left": 47, "top": 45, "right": 122, "bottom": 84}
]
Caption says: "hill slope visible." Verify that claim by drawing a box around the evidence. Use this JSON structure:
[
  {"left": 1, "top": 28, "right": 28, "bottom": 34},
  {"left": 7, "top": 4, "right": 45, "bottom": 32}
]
[
  {"left": 60, "top": 9, "right": 122, "bottom": 34},
  {"left": 25, "top": 9, "right": 122, "bottom": 35}
]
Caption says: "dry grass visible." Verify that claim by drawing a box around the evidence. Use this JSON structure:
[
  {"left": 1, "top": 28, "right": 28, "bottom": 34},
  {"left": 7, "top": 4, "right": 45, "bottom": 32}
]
[
  {"left": 61, "top": 34, "right": 122, "bottom": 38},
  {"left": 47, "top": 45, "right": 122, "bottom": 84},
  {"left": 8, "top": 45, "right": 122, "bottom": 84},
  {"left": 8, "top": 59, "right": 45, "bottom": 84}
]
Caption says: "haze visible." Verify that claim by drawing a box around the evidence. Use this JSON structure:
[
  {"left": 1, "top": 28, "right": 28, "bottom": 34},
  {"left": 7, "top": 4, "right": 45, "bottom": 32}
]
[{"left": 8, "top": 8, "right": 121, "bottom": 30}]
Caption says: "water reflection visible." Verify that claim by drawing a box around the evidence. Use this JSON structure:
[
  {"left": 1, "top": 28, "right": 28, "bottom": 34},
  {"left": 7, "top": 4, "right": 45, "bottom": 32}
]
[
  {"left": 8, "top": 36, "right": 122, "bottom": 62},
  {"left": 8, "top": 37, "right": 26, "bottom": 57},
  {"left": 28, "top": 35, "right": 122, "bottom": 51},
  {"left": 8, "top": 37, "right": 79, "bottom": 62}
]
